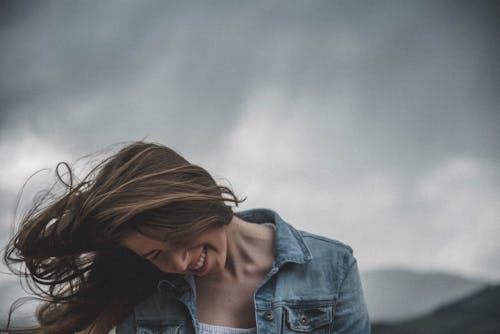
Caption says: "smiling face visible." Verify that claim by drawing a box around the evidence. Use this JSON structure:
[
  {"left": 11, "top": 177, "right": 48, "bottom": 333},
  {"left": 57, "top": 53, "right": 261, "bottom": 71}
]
[{"left": 122, "top": 226, "right": 228, "bottom": 276}]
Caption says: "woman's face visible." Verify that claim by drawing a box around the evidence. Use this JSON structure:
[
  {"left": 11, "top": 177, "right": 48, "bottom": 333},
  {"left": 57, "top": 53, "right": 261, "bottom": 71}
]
[{"left": 122, "top": 226, "right": 228, "bottom": 276}]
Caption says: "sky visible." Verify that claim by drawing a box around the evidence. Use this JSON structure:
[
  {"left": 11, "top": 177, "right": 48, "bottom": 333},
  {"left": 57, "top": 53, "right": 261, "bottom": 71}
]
[{"left": 0, "top": 0, "right": 499, "bottom": 295}]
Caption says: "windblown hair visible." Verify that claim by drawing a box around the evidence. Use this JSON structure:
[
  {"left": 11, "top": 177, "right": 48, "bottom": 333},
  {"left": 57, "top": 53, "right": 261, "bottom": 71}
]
[{"left": 2, "top": 141, "right": 244, "bottom": 334}]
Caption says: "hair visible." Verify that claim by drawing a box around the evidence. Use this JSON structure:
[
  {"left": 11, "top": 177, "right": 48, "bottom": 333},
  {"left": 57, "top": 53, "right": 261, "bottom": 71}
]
[{"left": 2, "top": 141, "right": 245, "bottom": 334}]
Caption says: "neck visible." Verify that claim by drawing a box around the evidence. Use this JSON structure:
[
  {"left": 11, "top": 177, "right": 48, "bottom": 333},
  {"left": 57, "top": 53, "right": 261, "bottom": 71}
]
[{"left": 210, "top": 215, "right": 275, "bottom": 281}]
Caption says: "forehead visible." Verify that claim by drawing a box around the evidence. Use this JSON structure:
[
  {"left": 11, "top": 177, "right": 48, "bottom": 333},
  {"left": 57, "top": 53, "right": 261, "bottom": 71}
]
[{"left": 123, "top": 232, "right": 167, "bottom": 254}]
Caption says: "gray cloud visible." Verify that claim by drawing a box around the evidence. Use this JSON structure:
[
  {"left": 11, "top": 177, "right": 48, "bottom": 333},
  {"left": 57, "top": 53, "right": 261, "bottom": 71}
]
[
  {"left": 2, "top": 1, "right": 498, "bottom": 159},
  {"left": 0, "top": 0, "right": 499, "bottom": 280}
]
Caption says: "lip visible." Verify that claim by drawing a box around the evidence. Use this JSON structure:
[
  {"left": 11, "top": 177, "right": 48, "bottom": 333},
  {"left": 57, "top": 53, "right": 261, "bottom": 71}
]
[{"left": 189, "top": 245, "right": 208, "bottom": 274}]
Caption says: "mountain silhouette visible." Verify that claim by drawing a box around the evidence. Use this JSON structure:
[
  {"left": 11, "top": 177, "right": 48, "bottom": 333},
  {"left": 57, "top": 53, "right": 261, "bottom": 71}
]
[
  {"left": 361, "top": 267, "right": 487, "bottom": 321},
  {"left": 372, "top": 284, "right": 500, "bottom": 334}
]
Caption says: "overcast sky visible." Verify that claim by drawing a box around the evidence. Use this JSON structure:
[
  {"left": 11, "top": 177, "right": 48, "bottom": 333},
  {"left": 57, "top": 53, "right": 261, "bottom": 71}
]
[{"left": 1, "top": 0, "right": 499, "bottom": 289}]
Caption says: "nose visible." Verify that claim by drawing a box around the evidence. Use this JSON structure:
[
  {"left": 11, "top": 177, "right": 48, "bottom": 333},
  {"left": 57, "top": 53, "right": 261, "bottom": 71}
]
[{"left": 171, "top": 248, "right": 191, "bottom": 272}]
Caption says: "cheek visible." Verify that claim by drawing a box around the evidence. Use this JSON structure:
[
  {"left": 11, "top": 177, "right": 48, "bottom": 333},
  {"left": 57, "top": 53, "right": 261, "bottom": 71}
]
[
  {"left": 209, "top": 239, "right": 227, "bottom": 266},
  {"left": 156, "top": 261, "right": 176, "bottom": 273},
  {"left": 152, "top": 254, "right": 175, "bottom": 273}
]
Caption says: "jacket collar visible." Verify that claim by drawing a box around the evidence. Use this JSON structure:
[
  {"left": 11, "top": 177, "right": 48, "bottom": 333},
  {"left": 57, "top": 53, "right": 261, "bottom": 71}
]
[{"left": 234, "top": 208, "right": 312, "bottom": 268}]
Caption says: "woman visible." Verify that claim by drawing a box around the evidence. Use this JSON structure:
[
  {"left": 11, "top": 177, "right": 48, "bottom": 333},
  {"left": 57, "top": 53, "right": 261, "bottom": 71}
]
[{"left": 3, "top": 141, "right": 370, "bottom": 334}]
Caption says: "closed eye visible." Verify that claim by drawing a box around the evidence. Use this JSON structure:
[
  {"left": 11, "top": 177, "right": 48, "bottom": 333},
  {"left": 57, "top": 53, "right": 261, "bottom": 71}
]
[
  {"left": 142, "top": 249, "right": 161, "bottom": 260},
  {"left": 151, "top": 250, "right": 161, "bottom": 261}
]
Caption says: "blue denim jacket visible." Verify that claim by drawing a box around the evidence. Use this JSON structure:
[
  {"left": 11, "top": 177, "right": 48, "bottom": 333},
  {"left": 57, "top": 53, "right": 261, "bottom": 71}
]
[{"left": 116, "top": 208, "right": 370, "bottom": 333}]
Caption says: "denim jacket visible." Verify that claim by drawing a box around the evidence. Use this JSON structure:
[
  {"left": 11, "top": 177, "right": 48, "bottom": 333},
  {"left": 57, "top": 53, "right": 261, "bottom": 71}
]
[{"left": 116, "top": 208, "right": 370, "bottom": 334}]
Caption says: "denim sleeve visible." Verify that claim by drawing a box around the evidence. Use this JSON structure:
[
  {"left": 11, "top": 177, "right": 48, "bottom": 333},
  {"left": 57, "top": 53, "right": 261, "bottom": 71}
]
[
  {"left": 115, "top": 311, "right": 136, "bottom": 334},
  {"left": 333, "top": 254, "right": 371, "bottom": 334}
]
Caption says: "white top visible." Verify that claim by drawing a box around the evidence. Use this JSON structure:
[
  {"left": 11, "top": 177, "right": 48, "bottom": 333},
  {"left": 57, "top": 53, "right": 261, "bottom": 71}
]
[{"left": 199, "top": 322, "right": 257, "bottom": 334}]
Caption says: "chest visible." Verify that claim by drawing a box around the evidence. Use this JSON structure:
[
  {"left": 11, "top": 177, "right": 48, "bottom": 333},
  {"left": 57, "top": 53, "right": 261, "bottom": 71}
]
[
  {"left": 195, "top": 277, "right": 264, "bottom": 328},
  {"left": 132, "top": 264, "right": 342, "bottom": 334}
]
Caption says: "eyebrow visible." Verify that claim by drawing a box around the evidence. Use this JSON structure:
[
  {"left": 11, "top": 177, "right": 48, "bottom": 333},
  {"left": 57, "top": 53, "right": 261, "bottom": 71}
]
[{"left": 141, "top": 249, "right": 160, "bottom": 258}]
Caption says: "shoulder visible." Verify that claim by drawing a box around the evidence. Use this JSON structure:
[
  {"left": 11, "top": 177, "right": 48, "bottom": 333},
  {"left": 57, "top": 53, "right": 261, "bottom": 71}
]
[
  {"left": 297, "top": 229, "right": 357, "bottom": 278},
  {"left": 273, "top": 227, "right": 359, "bottom": 297},
  {"left": 299, "top": 229, "right": 354, "bottom": 254},
  {"left": 299, "top": 229, "right": 354, "bottom": 258}
]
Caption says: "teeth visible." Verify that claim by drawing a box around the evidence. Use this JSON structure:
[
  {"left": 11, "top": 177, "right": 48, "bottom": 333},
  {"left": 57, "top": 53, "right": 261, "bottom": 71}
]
[{"left": 191, "top": 248, "right": 207, "bottom": 270}]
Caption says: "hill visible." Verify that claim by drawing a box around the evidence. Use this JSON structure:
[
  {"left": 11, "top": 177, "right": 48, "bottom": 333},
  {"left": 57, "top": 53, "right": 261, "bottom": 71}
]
[
  {"left": 372, "top": 284, "right": 500, "bottom": 334},
  {"left": 361, "top": 267, "right": 487, "bottom": 321}
]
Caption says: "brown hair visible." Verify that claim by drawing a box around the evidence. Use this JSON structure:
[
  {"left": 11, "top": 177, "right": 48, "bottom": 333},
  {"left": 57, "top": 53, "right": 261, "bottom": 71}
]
[{"left": 2, "top": 141, "right": 244, "bottom": 334}]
